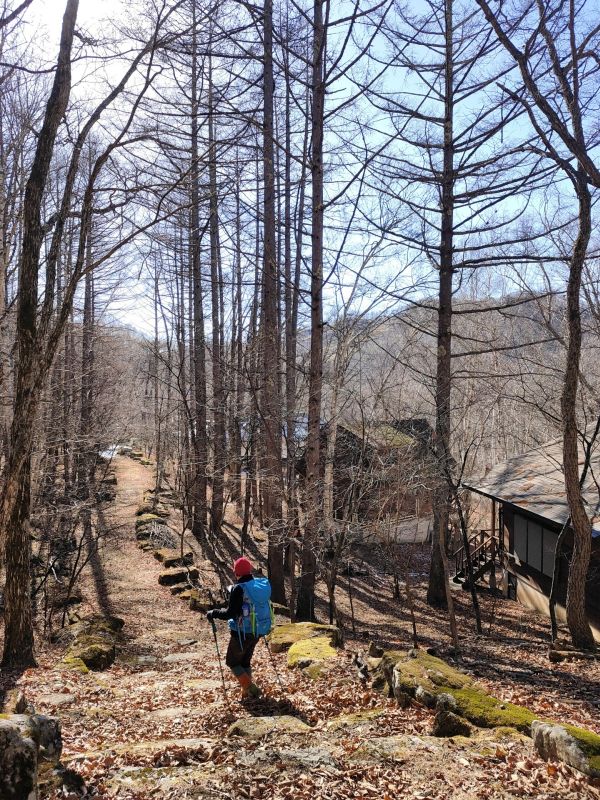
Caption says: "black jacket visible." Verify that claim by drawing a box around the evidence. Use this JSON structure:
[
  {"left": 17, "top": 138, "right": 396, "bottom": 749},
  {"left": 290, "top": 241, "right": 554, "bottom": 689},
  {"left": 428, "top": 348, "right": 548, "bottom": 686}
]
[{"left": 210, "top": 573, "right": 253, "bottom": 621}]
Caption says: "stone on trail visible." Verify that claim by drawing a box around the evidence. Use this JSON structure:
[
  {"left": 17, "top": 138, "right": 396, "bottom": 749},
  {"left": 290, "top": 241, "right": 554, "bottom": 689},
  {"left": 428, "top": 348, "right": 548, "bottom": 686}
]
[
  {"left": 187, "top": 588, "right": 214, "bottom": 612},
  {"left": 532, "top": 721, "right": 600, "bottom": 778},
  {"left": 3, "top": 689, "right": 34, "bottom": 715},
  {"left": 432, "top": 708, "right": 472, "bottom": 738},
  {"left": 170, "top": 583, "right": 190, "bottom": 595},
  {"left": 325, "top": 709, "right": 386, "bottom": 731},
  {"left": 37, "top": 694, "right": 76, "bottom": 708},
  {"left": 2, "top": 714, "right": 62, "bottom": 764},
  {"left": 154, "top": 548, "right": 193, "bottom": 568},
  {"left": 227, "top": 715, "right": 312, "bottom": 738},
  {"left": 351, "top": 733, "right": 439, "bottom": 763},
  {"left": 162, "top": 651, "right": 202, "bottom": 663},
  {"left": 135, "top": 513, "right": 163, "bottom": 529},
  {"left": 239, "top": 745, "right": 338, "bottom": 771},
  {"left": 158, "top": 567, "right": 199, "bottom": 586},
  {"left": 0, "top": 719, "right": 37, "bottom": 800}
]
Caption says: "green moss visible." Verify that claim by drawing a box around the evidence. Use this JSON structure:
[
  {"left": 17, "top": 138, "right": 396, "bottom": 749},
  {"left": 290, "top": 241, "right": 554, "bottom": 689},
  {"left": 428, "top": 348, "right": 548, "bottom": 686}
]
[
  {"left": 562, "top": 724, "right": 600, "bottom": 769},
  {"left": 447, "top": 687, "right": 535, "bottom": 733},
  {"left": 394, "top": 651, "right": 472, "bottom": 693},
  {"left": 60, "top": 655, "right": 89, "bottom": 674},
  {"left": 326, "top": 709, "right": 386, "bottom": 730},
  {"left": 288, "top": 636, "right": 338, "bottom": 669},
  {"left": 268, "top": 622, "right": 342, "bottom": 654}
]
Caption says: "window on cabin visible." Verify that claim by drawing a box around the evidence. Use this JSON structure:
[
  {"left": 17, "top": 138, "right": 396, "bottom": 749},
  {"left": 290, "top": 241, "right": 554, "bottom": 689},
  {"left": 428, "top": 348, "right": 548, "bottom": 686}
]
[
  {"left": 542, "top": 528, "right": 558, "bottom": 577},
  {"left": 513, "top": 513, "right": 559, "bottom": 578},
  {"left": 528, "top": 522, "right": 543, "bottom": 571},
  {"left": 514, "top": 514, "right": 528, "bottom": 564}
]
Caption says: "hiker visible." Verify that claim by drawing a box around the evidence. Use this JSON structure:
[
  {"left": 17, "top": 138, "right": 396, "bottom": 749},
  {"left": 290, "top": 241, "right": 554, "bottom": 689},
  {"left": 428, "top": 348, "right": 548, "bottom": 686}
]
[{"left": 206, "top": 557, "right": 273, "bottom": 699}]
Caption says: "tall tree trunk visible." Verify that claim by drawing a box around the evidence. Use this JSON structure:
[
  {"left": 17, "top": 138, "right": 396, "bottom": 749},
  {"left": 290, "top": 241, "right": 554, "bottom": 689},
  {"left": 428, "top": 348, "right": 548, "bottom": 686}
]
[
  {"left": 208, "top": 52, "right": 226, "bottom": 536},
  {"left": 262, "top": 0, "right": 286, "bottom": 603},
  {"left": 562, "top": 175, "right": 595, "bottom": 650},
  {"left": 297, "top": 0, "right": 325, "bottom": 621},
  {"left": 190, "top": 8, "right": 207, "bottom": 540},
  {"left": 1, "top": 0, "right": 78, "bottom": 669},
  {"left": 428, "top": 0, "right": 454, "bottom": 609}
]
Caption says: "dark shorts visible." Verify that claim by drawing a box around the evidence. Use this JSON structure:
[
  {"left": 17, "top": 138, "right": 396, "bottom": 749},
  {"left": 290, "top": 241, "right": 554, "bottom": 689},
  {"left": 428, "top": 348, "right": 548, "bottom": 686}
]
[{"left": 225, "top": 631, "right": 259, "bottom": 671}]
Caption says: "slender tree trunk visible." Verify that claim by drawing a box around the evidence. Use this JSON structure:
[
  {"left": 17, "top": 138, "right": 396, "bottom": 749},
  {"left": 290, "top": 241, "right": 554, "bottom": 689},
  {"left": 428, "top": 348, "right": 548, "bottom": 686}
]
[
  {"left": 428, "top": 0, "right": 454, "bottom": 609},
  {"left": 297, "top": 0, "right": 325, "bottom": 621},
  {"left": 1, "top": 0, "right": 79, "bottom": 669},
  {"left": 562, "top": 176, "right": 595, "bottom": 650},
  {"left": 190, "top": 9, "right": 207, "bottom": 540},
  {"left": 262, "top": 0, "right": 285, "bottom": 602}
]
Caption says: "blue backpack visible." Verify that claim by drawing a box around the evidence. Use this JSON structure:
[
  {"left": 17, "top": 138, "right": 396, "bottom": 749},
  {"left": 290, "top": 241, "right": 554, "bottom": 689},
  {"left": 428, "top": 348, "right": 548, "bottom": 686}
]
[{"left": 228, "top": 577, "right": 274, "bottom": 638}]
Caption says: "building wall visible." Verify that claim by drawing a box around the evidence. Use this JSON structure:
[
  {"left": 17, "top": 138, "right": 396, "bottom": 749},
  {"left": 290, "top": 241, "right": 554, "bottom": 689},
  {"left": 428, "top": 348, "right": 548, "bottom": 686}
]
[{"left": 502, "top": 502, "right": 600, "bottom": 641}]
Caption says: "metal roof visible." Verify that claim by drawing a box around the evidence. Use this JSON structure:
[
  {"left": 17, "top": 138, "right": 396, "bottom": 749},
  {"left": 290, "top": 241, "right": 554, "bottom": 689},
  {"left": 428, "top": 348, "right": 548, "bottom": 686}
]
[{"left": 464, "top": 432, "right": 600, "bottom": 537}]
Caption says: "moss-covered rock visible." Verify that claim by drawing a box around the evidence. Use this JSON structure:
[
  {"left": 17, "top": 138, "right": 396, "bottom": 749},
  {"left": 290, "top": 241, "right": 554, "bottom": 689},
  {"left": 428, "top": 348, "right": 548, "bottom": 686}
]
[
  {"left": 0, "top": 719, "right": 37, "bottom": 799},
  {"left": 287, "top": 636, "right": 338, "bottom": 671},
  {"left": 533, "top": 721, "right": 600, "bottom": 777},
  {"left": 450, "top": 687, "right": 535, "bottom": 733},
  {"left": 369, "top": 650, "right": 406, "bottom": 695},
  {"left": 158, "top": 567, "right": 199, "bottom": 587},
  {"left": 66, "top": 636, "right": 115, "bottom": 671},
  {"left": 325, "top": 709, "right": 386, "bottom": 731},
  {"left": 375, "top": 650, "right": 535, "bottom": 734},
  {"left": 135, "top": 513, "right": 162, "bottom": 529},
  {"left": 268, "top": 622, "right": 343, "bottom": 654},
  {"left": 187, "top": 588, "right": 214, "bottom": 612},
  {"left": 59, "top": 655, "right": 89, "bottom": 674},
  {"left": 59, "top": 614, "right": 122, "bottom": 672},
  {"left": 227, "top": 716, "right": 311, "bottom": 738},
  {"left": 154, "top": 548, "right": 193, "bottom": 568}
]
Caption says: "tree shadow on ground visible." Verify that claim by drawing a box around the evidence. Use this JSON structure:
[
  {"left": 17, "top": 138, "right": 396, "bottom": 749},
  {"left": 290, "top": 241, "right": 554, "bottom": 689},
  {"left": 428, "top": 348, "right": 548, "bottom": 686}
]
[{"left": 240, "top": 695, "right": 311, "bottom": 725}]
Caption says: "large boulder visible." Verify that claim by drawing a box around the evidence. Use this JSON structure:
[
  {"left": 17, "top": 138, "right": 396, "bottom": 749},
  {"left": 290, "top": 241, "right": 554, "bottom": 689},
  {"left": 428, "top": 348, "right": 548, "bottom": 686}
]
[
  {"left": 532, "top": 721, "right": 600, "bottom": 778},
  {"left": 287, "top": 636, "right": 338, "bottom": 673},
  {"left": 4, "top": 714, "right": 62, "bottom": 764},
  {"left": 0, "top": 719, "right": 37, "bottom": 800},
  {"left": 268, "top": 622, "right": 343, "bottom": 654},
  {"left": 59, "top": 614, "right": 123, "bottom": 672},
  {"left": 373, "top": 649, "right": 535, "bottom": 733}
]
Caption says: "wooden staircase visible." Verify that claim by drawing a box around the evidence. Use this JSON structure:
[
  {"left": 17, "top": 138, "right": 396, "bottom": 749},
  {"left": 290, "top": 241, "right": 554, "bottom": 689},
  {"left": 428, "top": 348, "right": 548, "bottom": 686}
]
[{"left": 452, "top": 529, "right": 500, "bottom": 590}]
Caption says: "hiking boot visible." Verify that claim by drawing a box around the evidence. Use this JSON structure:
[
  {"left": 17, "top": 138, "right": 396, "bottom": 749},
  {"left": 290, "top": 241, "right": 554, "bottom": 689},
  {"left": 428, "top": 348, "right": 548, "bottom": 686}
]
[{"left": 247, "top": 682, "right": 262, "bottom": 699}]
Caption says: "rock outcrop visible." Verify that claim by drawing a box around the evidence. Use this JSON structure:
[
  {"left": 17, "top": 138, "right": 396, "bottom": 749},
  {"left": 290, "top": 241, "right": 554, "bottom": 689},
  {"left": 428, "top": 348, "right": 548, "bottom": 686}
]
[
  {"left": 532, "top": 721, "right": 600, "bottom": 778},
  {"left": 59, "top": 614, "right": 123, "bottom": 672},
  {"left": 0, "top": 719, "right": 38, "bottom": 800}
]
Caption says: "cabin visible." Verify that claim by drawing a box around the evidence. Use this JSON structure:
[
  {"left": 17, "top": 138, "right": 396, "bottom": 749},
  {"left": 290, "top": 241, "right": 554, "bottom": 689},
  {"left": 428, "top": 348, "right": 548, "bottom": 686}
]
[
  {"left": 298, "top": 418, "right": 436, "bottom": 523},
  {"left": 463, "top": 433, "right": 600, "bottom": 641}
]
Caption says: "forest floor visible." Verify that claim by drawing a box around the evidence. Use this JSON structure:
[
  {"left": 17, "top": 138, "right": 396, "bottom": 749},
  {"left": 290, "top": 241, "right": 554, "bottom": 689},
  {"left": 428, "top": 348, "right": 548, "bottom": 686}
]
[{"left": 2, "top": 456, "right": 600, "bottom": 799}]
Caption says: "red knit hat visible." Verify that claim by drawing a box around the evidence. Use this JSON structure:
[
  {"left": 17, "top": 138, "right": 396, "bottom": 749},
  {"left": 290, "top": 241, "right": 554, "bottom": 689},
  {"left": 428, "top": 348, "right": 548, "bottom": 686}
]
[{"left": 233, "top": 557, "right": 254, "bottom": 577}]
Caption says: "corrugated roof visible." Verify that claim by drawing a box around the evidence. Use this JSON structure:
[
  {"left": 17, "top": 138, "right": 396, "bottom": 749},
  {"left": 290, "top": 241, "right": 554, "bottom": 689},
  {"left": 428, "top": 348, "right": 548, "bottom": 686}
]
[{"left": 464, "top": 432, "right": 600, "bottom": 537}]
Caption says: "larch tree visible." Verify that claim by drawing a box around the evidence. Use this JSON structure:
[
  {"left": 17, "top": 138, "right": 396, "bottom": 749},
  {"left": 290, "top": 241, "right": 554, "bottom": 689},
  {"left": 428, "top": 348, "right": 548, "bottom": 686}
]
[{"left": 475, "top": 0, "right": 599, "bottom": 650}]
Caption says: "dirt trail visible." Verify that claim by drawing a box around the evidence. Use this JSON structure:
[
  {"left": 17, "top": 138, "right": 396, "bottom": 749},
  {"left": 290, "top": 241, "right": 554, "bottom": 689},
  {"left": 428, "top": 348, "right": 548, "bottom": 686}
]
[{"left": 13, "top": 458, "right": 600, "bottom": 799}]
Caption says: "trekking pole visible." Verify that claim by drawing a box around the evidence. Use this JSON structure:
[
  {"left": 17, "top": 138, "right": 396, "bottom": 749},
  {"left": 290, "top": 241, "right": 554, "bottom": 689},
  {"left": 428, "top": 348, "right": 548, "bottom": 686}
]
[
  {"left": 263, "top": 637, "right": 285, "bottom": 691},
  {"left": 210, "top": 619, "right": 231, "bottom": 710}
]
